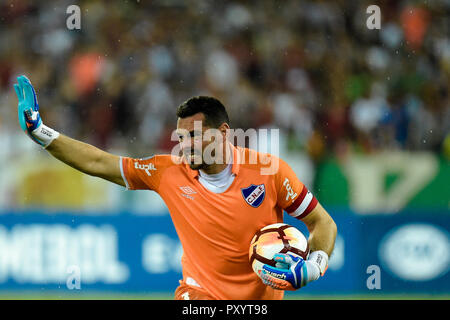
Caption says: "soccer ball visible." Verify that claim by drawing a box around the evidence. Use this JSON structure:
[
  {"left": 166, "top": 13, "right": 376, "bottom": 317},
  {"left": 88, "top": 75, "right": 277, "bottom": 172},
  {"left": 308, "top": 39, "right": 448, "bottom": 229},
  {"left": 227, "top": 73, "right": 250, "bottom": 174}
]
[{"left": 249, "top": 223, "right": 309, "bottom": 276}]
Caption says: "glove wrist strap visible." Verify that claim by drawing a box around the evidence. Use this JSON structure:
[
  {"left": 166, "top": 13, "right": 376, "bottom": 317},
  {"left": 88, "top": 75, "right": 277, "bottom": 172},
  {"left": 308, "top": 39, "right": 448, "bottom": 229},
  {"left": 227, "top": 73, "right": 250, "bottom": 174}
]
[
  {"left": 32, "top": 124, "right": 60, "bottom": 148},
  {"left": 308, "top": 250, "right": 329, "bottom": 276}
]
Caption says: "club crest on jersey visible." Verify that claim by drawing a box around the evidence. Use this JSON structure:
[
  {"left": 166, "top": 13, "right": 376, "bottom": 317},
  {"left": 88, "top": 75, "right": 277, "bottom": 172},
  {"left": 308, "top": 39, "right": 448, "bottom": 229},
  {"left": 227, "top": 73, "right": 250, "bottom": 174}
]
[{"left": 241, "top": 184, "right": 265, "bottom": 208}]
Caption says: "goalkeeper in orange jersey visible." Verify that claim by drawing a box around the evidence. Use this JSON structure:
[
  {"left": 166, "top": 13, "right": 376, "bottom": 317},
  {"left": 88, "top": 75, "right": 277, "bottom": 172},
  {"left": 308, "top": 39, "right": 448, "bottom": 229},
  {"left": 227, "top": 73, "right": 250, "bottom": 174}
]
[{"left": 14, "top": 75, "right": 337, "bottom": 300}]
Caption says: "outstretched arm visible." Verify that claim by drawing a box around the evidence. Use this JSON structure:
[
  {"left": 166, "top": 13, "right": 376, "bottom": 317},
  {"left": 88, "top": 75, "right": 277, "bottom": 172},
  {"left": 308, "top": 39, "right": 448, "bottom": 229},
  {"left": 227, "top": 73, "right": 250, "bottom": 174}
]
[
  {"left": 14, "top": 75, "right": 125, "bottom": 187},
  {"left": 46, "top": 134, "right": 125, "bottom": 187}
]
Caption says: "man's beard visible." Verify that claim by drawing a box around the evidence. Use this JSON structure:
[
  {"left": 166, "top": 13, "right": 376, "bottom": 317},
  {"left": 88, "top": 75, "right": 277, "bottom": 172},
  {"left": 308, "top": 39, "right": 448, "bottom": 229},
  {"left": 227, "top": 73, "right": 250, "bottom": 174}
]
[
  {"left": 189, "top": 162, "right": 208, "bottom": 170},
  {"left": 184, "top": 146, "right": 223, "bottom": 171},
  {"left": 185, "top": 152, "right": 207, "bottom": 170}
]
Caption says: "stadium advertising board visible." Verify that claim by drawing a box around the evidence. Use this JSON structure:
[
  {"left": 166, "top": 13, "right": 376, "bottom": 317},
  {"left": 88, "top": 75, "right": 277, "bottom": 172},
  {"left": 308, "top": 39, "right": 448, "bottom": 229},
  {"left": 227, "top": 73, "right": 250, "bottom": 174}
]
[
  {"left": 0, "top": 210, "right": 448, "bottom": 296},
  {"left": 315, "top": 153, "right": 449, "bottom": 213}
]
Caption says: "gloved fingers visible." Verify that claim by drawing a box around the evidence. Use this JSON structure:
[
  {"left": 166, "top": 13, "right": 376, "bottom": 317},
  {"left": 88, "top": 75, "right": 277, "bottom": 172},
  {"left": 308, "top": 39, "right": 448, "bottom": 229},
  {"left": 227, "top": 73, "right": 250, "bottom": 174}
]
[
  {"left": 262, "top": 262, "right": 300, "bottom": 290},
  {"left": 262, "top": 261, "right": 291, "bottom": 275},
  {"left": 274, "top": 260, "right": 290, "bottom": 269},
  {"left": 18, "top": 76, "right": 38, "bottom": 110},
  {"left": 272, "top": 254, "right": 290, "bottom": 269},
  {"left": 273, "top": 253, "right": 301, "bottom": 266},
  {"left": 273, "top": 253, "right": 291, "bottom": 265},
  {"left": 260, "top": 269, "right": 295, "bottom": 291},
  {"left": 14, "top": 84, "right": 23, "bottom": 101},
  {"left": 17, "top": 75, "right": 32, "bottom": 88}
]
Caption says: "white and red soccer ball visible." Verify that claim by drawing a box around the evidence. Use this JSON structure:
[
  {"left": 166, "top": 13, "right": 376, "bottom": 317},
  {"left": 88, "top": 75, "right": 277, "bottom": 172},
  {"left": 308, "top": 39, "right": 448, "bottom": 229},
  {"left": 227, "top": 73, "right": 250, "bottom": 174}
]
[{"left": 249, "top": 223, "right": 309, "bottom": 276}]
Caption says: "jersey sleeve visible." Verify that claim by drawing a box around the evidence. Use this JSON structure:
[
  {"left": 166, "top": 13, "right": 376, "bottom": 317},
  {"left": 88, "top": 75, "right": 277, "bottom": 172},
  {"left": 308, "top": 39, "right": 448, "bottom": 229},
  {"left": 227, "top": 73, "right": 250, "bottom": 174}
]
[
  {"left": 120, "top": 155, "right": 169, "bottom": 191},
  {"left": 274, "top": 157, "right": 318, "bottom": 220}
]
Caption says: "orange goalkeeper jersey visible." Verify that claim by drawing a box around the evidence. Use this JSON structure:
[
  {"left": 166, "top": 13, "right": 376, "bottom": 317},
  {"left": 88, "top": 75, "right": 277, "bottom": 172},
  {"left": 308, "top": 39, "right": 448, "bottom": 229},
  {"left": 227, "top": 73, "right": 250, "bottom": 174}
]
[{"left": 120, "top": 144, "right": 317, "bottom": 300}]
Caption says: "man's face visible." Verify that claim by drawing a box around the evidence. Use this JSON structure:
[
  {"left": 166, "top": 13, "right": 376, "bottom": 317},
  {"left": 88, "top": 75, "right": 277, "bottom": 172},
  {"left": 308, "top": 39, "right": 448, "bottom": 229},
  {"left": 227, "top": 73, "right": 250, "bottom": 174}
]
[{"left": 176, "top": 113, "right": 219, "bottom": 170}]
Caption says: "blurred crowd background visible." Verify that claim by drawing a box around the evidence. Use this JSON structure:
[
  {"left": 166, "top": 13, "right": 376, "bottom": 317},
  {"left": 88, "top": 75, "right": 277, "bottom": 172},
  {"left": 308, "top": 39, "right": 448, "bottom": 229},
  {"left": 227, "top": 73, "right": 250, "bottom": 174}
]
[
  {"left": 0, "top": 0, "right": 448, "bottom": 299},
  {"left": 1, "top": 0, "right": 448, "bottom": 162}
]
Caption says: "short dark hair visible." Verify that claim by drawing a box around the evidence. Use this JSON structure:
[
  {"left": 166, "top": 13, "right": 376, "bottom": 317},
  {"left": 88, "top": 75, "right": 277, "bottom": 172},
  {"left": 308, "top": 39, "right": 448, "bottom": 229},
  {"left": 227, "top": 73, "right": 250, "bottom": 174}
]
[{"left": 176, "top": 96, "right": 230, "bottom": 128}]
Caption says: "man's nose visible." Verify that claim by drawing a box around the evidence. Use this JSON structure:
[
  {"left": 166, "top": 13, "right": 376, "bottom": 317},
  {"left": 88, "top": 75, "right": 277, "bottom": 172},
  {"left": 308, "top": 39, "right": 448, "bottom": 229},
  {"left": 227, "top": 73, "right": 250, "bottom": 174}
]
[
  {"left": 180, "top": 139, "right": 192, "bottom": 152},
  {"left": 180, "top": 137, "right": 201, "bottom": 151}
]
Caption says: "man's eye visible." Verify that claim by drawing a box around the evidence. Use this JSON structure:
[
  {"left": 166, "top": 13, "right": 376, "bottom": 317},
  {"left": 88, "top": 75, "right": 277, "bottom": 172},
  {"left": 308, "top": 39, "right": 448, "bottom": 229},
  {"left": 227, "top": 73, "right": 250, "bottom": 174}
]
[{"left": 190, "top": 131, "right": 202, "bottom": 137}]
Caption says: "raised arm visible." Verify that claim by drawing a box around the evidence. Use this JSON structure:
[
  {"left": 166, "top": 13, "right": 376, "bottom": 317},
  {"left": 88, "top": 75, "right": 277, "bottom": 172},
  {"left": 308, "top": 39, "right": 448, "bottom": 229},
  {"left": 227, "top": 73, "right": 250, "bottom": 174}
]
[
  {"left": 14, "top": 75, "right": 125, "bottom": 187},
  {"left": 46, "top": 134, "right": 125, "bottom": 186}
]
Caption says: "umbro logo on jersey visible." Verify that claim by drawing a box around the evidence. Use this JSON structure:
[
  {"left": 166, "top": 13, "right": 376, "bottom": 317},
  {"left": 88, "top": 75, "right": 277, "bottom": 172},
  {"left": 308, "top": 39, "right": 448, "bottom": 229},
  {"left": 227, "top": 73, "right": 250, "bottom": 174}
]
[
  {"left": 241, "top": 184, "right": 265, "bottom": 208},
  {"left": 180, "top": 186, "right": 196, "bottom": 200},
  {"left": 179, "top": 186, "right": 196, "bottom": 194}
]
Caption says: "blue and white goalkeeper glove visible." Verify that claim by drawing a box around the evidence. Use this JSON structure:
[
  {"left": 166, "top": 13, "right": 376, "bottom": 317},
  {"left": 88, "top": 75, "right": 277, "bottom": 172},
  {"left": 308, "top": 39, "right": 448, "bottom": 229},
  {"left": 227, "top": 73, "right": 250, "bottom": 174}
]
[
  {"left": 14, "top": 75, "right": 59, "bottom": 148},
  {"left": 260, "top": 250, "right": 328, "bottom": 290}
]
